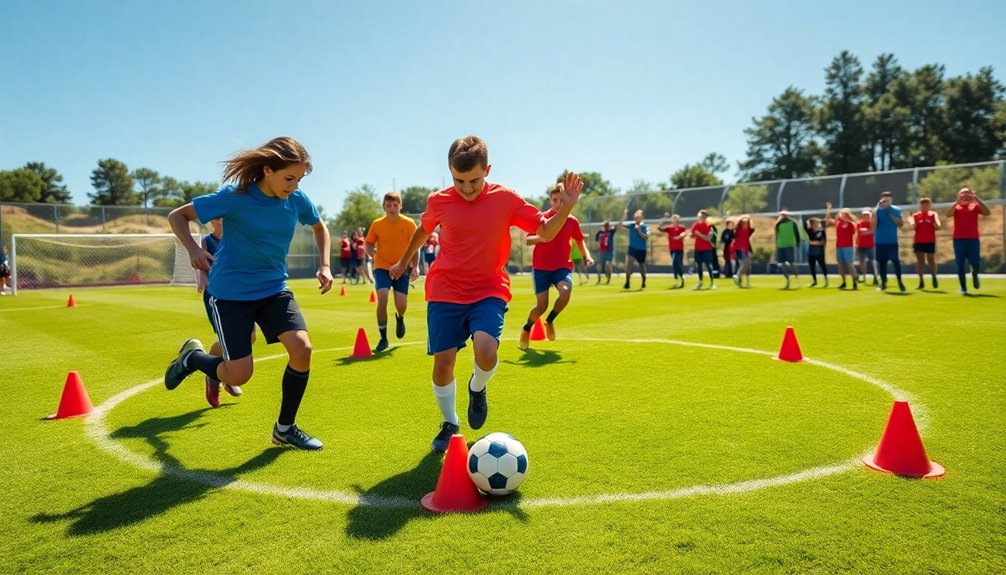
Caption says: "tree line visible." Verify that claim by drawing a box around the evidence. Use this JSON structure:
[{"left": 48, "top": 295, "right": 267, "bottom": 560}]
[{"left": 2, "top": 51, "right": 1002, "bottom": 231}]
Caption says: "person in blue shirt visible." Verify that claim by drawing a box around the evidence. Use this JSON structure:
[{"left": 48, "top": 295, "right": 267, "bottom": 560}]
[
  {"left": 870, "top": 191, "right": 906, "bottom": 292},
  {"left": 164, "top": 136, "right": 334, "bottom": 450},
  {"left": 617, "top": 208, "right": 650, "bottom": 289},
  {"left": 0, "top": 245, "right": 10, "bottom": 295}
]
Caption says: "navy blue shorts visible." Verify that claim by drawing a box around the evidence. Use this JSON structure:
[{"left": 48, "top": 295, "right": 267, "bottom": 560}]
[
  {"left": 532, "top": 268, "right": 573, "bottom": 294},
  {"left": 207, "top": 290, "right": 305, "bottom": 361},
  {"left": 694, "top": 250, "right": 714, "bottom": 265},
  {"left": 427, "top": 297, "right": 507, "bottom": 355},
  {"left": 627, "top": 247, "right": 647, "bottom": 263},
  {"left": 374, "top": 268, "right": 410, "bottom": 293}
]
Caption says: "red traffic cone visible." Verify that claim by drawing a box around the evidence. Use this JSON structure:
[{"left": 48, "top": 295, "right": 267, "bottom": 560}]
[
  {"left": 47, "top": 371, "right": 93, "bottom": 419},
  {"left": 863, "top": 400, "right": 945, "bottom": 478},
  {"left": 351, "top": 328, "right": 373, "bottom": 359},
  {"left": 339, "top": 285, "right": 347, "bottom": 296},
  {"left": 422, "top": 434, "right": 489, "bottom": 513},
  {"left": 369, "top": 291, "right": 376, "bottom": 303},
  {"left": 66, "top": 294, "right": 77, "bottom": 308},
  {"left": 529, "top": 317, "right": 546, "bottom": 341},
  {"left": 776, "top": 326, "right": 804, "bottom": 362}
]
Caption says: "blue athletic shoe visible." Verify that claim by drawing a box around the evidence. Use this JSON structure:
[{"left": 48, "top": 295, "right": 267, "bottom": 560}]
[
  {"left": 271, "top": 423, "right": 323, "bottom": 450},
  {"left": 467, "top": 377, "right": 488, "bottom": 430},
  {"left": 164, "top": 338, "right": 204, "bottom": 390},
  {"left": 431, "top": 421, "right": 460, "bottom": 453}
]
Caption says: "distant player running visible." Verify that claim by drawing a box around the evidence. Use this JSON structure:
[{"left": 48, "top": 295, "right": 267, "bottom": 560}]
[
  {"left": 945, "top": 187, "right": 991, "bottom": 295},
  {"left": 366, "top": 191, "right": 419, "bottom": 353}
]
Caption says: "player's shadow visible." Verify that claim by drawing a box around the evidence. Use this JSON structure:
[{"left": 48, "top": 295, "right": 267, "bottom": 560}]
[
  {"left": 504, "top": 348, "right": 575, "bottom": 367},
  {"left": 31, "top": 407, "right": 283, "bottom": 535},
  {"left": 964, "top": 293, "right": 1000, "bottom": 298},
  {"left": 334, "top": 345, "right": 405, "bottom": 366}
]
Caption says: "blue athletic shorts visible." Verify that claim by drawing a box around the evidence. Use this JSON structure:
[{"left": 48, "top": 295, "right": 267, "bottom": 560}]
[
  {"left": 374, "top": 268, "right": 410, "bottom": 293},
  {"left": 734, "top": 249, "right": 749, "bottom": 261},
  {"left": 427, "top": 297, "right": 508, "bottom": 355},
  {"left": 836, "top": 247, "right": 855, "bottom": 264},
  {"left": 207, "top": 290, "right": 305, "bottom": 361},
  {"left": 857, "top": 247, "right": 875, "bottom": 260},
  {"left": 694, "top": 250, "right": 714, "bottom": 265},
  {"left": 532, "top": 268, "right": 573, "bottom": 294},
  {"left": 599, "top": 250, "right": 614, "bottom": 264}
]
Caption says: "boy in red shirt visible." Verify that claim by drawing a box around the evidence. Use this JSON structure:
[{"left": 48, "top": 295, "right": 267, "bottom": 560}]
[
  {"left": 825, "top": 203, "right": 859, "bottom": 290},
  {"left": 518, "top": 183, "right": 592, "bottom": 350},
  {"left": 856, "top": 211, "right": 878, "bottom": 285},
  {"left": 906, "top": 197, "right": 942, "bottom": 289},
  {"left": 658, "top": 213, "right": 688, "bottom": 288},
  {"left": 945, "top": 187, "right": 991, "bottom": 294},
  {"left": 390, "top": 136, "right": 583, "bottom": 452},
  {"left": 690, "top": 210, "right": 716, "bottom": 290}
]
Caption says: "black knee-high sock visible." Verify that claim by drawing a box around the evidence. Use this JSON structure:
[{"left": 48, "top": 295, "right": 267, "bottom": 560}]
[
  {"left": 186, "top": 350, "right": 224, "bottom": 381},
  {"left": 278, "top": 365, "right": 309, "bottom": 426}
]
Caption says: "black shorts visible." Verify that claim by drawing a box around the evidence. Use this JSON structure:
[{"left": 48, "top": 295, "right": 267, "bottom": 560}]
[
  {"left": 913, "top": 242, "right": 935, "bottom": 254},
  {"left": 206, "top": 290, "right": 306, "bottom": 361},
  {"left": 0, "top": 263, "right": 9, "bottom": 278},
  {"left": 627, "top": 247, "right": 647, "bottom": 263}
]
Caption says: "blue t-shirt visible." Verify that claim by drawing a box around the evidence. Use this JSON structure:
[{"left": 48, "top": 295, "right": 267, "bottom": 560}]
[
  {"left": 627, "top": 223, "right": 650, "bottom": 251},
  {"left": 203, "top": 232, "right": 222, "bottom": 257},
  {"left": 874, "top": 205, "right": 902, "bottom": 245},
  {"left": 193, "top": 183, "right": 320, "bottom": 301}
]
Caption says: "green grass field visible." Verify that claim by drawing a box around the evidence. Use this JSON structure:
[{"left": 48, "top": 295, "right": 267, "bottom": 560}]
[{"left": 2, "top": 274, "right": 1004, "bottom": 574}]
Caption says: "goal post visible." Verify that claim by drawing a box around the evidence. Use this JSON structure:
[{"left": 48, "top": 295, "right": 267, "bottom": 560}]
[{"left": 10, "top": 233, "right": 199, "bottom": 295}]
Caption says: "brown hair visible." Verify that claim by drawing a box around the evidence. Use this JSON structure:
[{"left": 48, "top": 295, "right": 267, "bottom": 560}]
[
  {"left": 549, "top": 182, "right": 565, "bottom": 197},
  {"left": 448, "top": 135, "right": 489, "bottom": 172},
  {"left": 880, "top": 191, "right": 893, "bottom": 199},
  {"left": 919, "top": 197, "right": 932, "bottom": 204},
  {"left": 221, "top": 137, "right": 312, "bottom": 191},
  {"left": 383, "top": 191, "right": 402, "bottom": 204}
]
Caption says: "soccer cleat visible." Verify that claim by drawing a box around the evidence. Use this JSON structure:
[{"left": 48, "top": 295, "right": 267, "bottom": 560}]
[
  {"left": 544, "top": 321, "right": 556, "bottom": 341},
  {"left": 809, "top": 280, "right": 817, "bottom": 287},
  {"left": 164, "top": 338, "right": 204, "bottom": 390},
  {"left": 838, "top": 281, "right": 847, "bottom": 289},
  {"left": 709, "top": 283, "right": 716, "bottom": 290},
  {"left": 932, "top": 276, "right": 939, "bottom": 289},
  {"left": 205, "top": 375, "right": 221, "bottom": 408},
  {"left": 518, "top": 328, "right": 530, "bottom": 350},
  {"left": 431, "top": 421, "right": 460, "bottom": 453},
  {"left": 733, "top": 275, "right": 741, "bottom": 287},
  {"left": 878, "top": 281, "right": 887, "bottom": 291},
  {"left": 374, "top": 339, "right": 389, "bottom": 353},
  {"left": 898, "top": 280, "right": 906, "bottom": 292},
  {"left": 917, "top": 279, "right": 924, "bottom": 290},
  {"left": 395, "top": 314, "right": 406, "bottom": 339},
  {"left": 271, "top": 423, "right": 323, "bottom": 450},
  {"left": 641, "top": 280, "right": 646, "bottom": 289},
  {"left": 784, "top": 278, "right": 790, "bottom": 290},
  {"left": 693, "top": 281, "right": 703, "bottom": 290},
  {"left": 223, "top": 382, "right": 242, "bottom": 397},
  {"left": 623, "top": 281, "right": 630, "bottom": 289},
  {"left": 467, "top": 378, "right": 488, "bottom": 430},
  {"left": 973, "top": 274, "right": 981, "bottom": 290},
  {"left": 824, "top": 278, "right": 830, "bottom": 288}
]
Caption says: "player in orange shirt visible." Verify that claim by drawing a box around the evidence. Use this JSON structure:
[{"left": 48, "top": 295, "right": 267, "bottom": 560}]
[
  {"left": 390, "top": 136, "right": 582, "bottom": 452},
  {"left": 366, "top": 191, "right": 419, "bottom": 352}
]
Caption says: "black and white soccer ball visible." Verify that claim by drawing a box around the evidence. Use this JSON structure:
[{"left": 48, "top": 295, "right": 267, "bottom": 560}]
[{"left": 467, "top": 432, "right": 528, "bottom": 496}]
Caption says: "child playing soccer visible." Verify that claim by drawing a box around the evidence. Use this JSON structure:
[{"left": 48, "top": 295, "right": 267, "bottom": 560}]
[{"left": 366, "top": 191, "right": 419, "bottom": 352}]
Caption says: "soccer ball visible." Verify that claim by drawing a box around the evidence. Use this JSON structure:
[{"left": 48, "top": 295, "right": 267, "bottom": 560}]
[{"left": 467, "top": 432, "right": 528, "bottom": 496}]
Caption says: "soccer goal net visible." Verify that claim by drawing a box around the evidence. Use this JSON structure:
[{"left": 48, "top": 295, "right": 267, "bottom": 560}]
[{"left": 10, "top": 233, "right": 199, "bottom": 295}]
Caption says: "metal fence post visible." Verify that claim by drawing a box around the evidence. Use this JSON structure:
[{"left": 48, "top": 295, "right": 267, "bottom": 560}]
[{"left": 838, "top": 174, "right": 848, "bottom": 207}]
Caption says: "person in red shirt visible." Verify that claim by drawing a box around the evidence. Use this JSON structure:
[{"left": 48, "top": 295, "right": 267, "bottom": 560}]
[
  {"left": 825, "top": 203, "right": 859, "bottom": 290},
  {"left": 732, "top": 215, "right": 755, "bottom": 287},
  {"left": 906, "top": 197, "right": 942, "bottom": 290},
  {"left": 338, "top": 231, "right": 353, "bottom": 283},
  {"left": 658, "top": 213, "right": 688, "bottom": 288},
  {"left": 690, "top": 210, "right": 716, "bottom": 290},
  {"left": 945, "top": 187, "right": 991, "bottom": 294},
  {"left": 389, "top": 136, "right": 583, "bottom": 452},
  {"left": 518, "top": 183, "right": 593, "bottom": 350},
  {"left": 856, "top": 210, "right": 878, "bottom": 285}
]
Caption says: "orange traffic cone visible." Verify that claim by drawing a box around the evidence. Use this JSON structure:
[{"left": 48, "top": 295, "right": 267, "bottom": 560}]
[
  {"left": 350, "top": 328, "right": 373, "bottom": 359},
  {"left": 369, "top": 291, "right": 376, "bottom": 303},
  {"left": 66, "top": 294, "right": 77, "bottom": 308},
  {"left": 776, "top": 326, "right": 804, "bottom": 362},
  {"left": 339, "top": 285, "right": 347, "bottom": 296},
  {"left": 47, "top": 371, "right": 93, "bottom": 419},
  {"left": 529, "top": 317, "right": 546, "bottom": 341},
  {"left": 422, "top": 434, "right": 489, "bottom": 513},
  {"left": 863, "top": 400, "right": 944, "bottom": 478}
]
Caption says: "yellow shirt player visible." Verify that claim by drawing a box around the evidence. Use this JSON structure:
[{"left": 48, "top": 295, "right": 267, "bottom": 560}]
[{"left": 366, "top": 191, "right": 420, "bottom": 352}]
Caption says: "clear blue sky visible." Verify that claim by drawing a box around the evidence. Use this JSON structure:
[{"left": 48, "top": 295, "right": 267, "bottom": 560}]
[{"left": 2, "top": 0, "right": 1003, "bottom": 212}]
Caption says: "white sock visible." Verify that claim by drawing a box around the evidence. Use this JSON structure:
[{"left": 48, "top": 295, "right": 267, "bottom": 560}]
[
  {"left": 275, "top": 422, "right": 292, "bottom": 433},
  {"left": 432, "top": 381, "right": 459, "bottom": 426},
  {"left": 469, "top": 360, "right": 497, "bottom": 392}
]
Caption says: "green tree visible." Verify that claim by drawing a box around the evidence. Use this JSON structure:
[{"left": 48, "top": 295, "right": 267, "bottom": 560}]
[
  {"left": 557, "top": 171, "right": 618, "bottom": 196},
  {"left": 941, "top": 66, "right": 1005, "bottom": 164},
  {"left": 670, "top": 164, "right": 723, "bottom": 189},
  {"left": 721, "top": 185, "right": 769, "bottom": 215},
  {"left": 24, "top": 162, "right": 71, "bottom": 204},
  {"left": 740, "top": 87, "right": 821, "bottom": 180},
  {"left": 334, "top": 185, "right": 382, "bottom": 232},
  {"left": 819, "top": 50, "right": 871, "bottom": 174},
  {"left": 0, "top": 169, "right": 44, "bottom": 202},
  {"left": 700, "top": 153, "right": 729, "bottom": 176},
  {"left": 400, "top": 185, "right": 434, "bottom": 215},
  {"left": 891, "top": 64, "right": 946, "bottom": 166},
  {"left": 89, "top": 158, "right": 136, "bottom": 205},
  {"left": 154, "top": 178, "right": 217, "bottom": 208},
  {"left": 863, "top": 53, "right": 907, "bottom": 171},
  {"left": 914, "top": 164, "right": 1000, "bottom": 203},
  {"left": 131, "top": 167, "right": 163, "bottom": 208}
]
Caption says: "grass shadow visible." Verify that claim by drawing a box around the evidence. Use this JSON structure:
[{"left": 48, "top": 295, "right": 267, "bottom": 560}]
[
  {"left": 503, "top": 348, "right": 575, "bottom": 367},
  {"left": 334, "top": 345, "right": 406, "bottom": 366},
  {"left": 31, "top": 407, "right": 284, "bottom": 535}
]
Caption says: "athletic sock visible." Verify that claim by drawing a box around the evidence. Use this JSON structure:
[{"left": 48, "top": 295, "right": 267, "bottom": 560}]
[
  {"left": 432, "top": 381, "right": 460, "bottom": 426},
  {"left": 523, "top": 320, "right": 534, "bottom": 332},
  {"left": 469, "top": 360, "right": 497, "bottom": 393},
  {"left": 186, "top": 350, "right": 224, "bottom": 380},
  {"left": 277, "top": 365, "right": 309, "bottom": 426},
  {"left": 545, "top": 310, "right": 559, "bottom": 324},
  {"left": 378, "top": 325, "right": 387, "bottom": 341}
]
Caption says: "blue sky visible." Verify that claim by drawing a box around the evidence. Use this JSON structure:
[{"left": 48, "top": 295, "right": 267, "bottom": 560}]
[{"left": 2, "top": 0, "right": 1003, "bottom": 212}]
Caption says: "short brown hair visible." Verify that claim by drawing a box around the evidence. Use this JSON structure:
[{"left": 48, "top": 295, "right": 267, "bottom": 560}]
[
  {"left": 383, "top": 191, "right": 402, "bottom": 204},
  {"left": 880, "top": 191, "right": 893, "bottom": 199},
  {"left": 549, "top": 183, "right": 565, "bottom": 197},
  {"left": 448, "top": 135, "right": 488, "bottom": 172},
  {"left": 919, "top": 197, "right": 932, "bottom": 204}
]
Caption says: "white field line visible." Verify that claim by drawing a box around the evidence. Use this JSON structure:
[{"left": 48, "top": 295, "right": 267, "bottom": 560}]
[
  {"left": 84, "top": 338, "right": 914, "bottom": 508},
  {"left": 0, "top": 304, "right": 86, "bottom": 312}
]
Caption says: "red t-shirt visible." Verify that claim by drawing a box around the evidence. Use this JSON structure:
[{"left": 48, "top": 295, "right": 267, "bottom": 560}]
[
  {"left": 421, "top": 182, "right": 544, "bottom": 304},
  {"left": 912, "top": 211, "right": 938, "bottom": 243},
  {"left": 664, "top": 225, "right": 687, "bottom": 251},
  {"left": 856, "top": 220, "right": 874, "bottom": 248},
  {"left": 952, "top": 203, "right": 981, "bottom": 240},
  {"left": 733, "top": 226, "right": 753, "bottom": 251},
  {"left": 835, "top": 220, "right": 855, "bottom": 248},
  {"left": 532, "top": 210, "right": 583, "bottom": 271},
  {"left": 691, "top": 221, "right": 714, "bottom": 252},
  {"left": 340, "top": 238, "right": 351, "bottom": 258}
]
